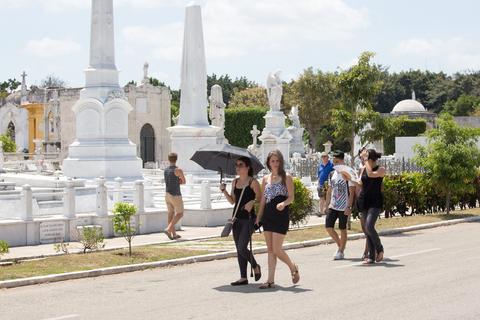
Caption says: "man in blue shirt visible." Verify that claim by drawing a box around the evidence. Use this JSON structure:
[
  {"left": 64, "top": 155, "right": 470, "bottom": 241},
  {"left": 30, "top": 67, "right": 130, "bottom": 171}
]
[{"left": 317, "top": 151, "right": 334, "bottom": 216}]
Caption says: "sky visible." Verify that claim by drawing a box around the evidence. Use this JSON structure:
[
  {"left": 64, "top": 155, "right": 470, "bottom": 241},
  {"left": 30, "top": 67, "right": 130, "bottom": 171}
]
[{"left": 1, "top": 0, "right": 479, "bottom": 89}]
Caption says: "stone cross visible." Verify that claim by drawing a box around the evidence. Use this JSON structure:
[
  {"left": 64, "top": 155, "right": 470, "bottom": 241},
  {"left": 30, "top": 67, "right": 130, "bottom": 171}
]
[{"left": 250, "top": 125, "right": 260, "bottom": 146}]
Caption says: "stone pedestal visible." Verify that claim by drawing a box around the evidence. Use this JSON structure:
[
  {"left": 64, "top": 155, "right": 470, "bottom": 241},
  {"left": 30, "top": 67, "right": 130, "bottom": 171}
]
[
  {"left": 258, "top": 111, "right": 292, "bottom": 163},
  {"left": 287, "top": 126, "right": 305, "bottom": 156},
  {"left": 167, "top": 125, "right": 221, "bottom": 174}
]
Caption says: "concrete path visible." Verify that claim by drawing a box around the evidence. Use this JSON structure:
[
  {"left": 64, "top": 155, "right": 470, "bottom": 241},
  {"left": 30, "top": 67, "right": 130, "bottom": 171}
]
[
  {"left": 3, "top": 215, "right": 325, "bottom": 260},
  {"left": 1, "top": 222, "right": 479, "bottom": 320}
]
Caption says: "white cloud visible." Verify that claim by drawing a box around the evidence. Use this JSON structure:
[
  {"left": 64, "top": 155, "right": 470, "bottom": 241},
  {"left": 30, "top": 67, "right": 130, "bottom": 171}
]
[
  {"left": 24, "top": 38, "right": 81, "bottom": 58},
  {"left": 0, "top": 0, "right": 188, "bottom": 11},
  {"left": 122, "top": 0, "right": 368, "bottom": 62},
  {"left": 394, "top": 37, "right": 480, "bottom": 71}
]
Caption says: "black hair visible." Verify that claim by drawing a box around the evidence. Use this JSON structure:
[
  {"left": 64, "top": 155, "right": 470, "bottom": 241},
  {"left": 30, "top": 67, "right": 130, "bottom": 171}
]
[
  {"left": 358, "top": 147, "right": 366, "bottom": 156},
  {"left": 333, "top": 150, "right": 345, "bottom": 160},
  {"left": 367, "top": 149, "right": 382, "bottom": 161},
  {"left": 237, "top": 156, "right": 254, "bottom": 177}
]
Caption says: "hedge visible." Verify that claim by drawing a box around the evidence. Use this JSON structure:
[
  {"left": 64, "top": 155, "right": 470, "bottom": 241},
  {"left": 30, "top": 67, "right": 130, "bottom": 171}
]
[
  {"left": 382, "top": 172, "right": 479, "bottom": 217},
  {"left": 384, "top": 118, "right": 427, "bottom": 155},
  {"left": 224, "top": 107, "right": 267, "bottom": 148}
]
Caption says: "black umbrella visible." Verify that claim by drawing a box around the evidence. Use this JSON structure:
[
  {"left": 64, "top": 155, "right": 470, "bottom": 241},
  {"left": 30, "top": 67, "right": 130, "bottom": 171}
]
[{"left": 190, "top": 144, "right": 264, "bottom": 180}]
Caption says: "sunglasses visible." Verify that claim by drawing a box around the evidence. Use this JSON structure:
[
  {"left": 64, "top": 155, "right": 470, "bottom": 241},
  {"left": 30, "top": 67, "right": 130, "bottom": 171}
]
[{"left": 235, "top": 163, "right": 246, "bottom": 168}]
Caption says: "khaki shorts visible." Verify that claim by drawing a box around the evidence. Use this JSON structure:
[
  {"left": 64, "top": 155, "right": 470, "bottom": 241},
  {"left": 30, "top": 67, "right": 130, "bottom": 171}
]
[{"left": 165, "top": 193, "right": 184, "bottom": 214}]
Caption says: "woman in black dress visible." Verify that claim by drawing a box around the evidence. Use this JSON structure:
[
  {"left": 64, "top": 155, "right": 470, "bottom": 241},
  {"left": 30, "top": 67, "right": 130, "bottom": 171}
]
[
  {"left": 220, "top": 157, "right": 262, "bottom": 285},
  {"left": 359, "top": 149, "right": 385, "bottom": 264},
  {"left": 256, "top": 149, "right": 299, "bottom": 289}
]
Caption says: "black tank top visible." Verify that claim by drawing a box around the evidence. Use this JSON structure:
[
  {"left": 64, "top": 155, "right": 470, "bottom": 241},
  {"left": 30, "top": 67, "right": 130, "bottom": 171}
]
[
  {"left": 164, "top": 165, "right": 181, "bottom": 196},
  {"left": 360, "top": 166, "right": 383, "bottom": 209},
  {"left": 233, "top": 178, "right": 256, "bottom": 220}
]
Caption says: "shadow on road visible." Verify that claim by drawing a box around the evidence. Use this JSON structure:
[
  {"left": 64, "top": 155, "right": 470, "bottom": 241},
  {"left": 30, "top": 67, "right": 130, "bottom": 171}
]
[
  {"left": 353, "top": 258, "right": 404, "bottom": 268},
  {"left": 213, "top": 284, "right": 312, "bottom": 294}
]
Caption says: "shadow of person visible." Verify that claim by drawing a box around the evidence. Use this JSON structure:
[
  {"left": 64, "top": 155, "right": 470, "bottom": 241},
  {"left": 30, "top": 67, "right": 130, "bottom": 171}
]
[
  {"left": 354, "top": 258, "right": 404, "bottom": 268},
  {"left": 213, "top": 284, "right": 312, "bottom": 294}
]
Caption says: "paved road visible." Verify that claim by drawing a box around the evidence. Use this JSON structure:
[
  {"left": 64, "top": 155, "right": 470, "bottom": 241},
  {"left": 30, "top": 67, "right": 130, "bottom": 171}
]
[{"left": 1, "top": 222, "right": 479, "bottom": 320}]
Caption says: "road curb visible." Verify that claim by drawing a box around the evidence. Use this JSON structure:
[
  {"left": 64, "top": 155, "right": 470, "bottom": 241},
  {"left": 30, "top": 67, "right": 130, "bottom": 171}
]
[{"left": 1, "top": 216, "right": 479, "bottom": 289}]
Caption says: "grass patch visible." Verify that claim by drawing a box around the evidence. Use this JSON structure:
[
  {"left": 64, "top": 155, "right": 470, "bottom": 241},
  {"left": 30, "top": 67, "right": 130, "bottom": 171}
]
[{"left": 0, "top": 246, "right": 209, "bottom": 281}]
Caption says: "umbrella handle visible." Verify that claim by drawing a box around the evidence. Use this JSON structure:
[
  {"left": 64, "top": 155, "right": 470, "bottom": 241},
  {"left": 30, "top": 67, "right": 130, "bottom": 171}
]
[{"left": 219, "top": 167, "right": 224, "bottom": 184}]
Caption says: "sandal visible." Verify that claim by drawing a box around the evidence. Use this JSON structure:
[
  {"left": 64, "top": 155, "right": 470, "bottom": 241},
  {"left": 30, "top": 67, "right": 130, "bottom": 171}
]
[
  {"left": 231, "top": 279, "right": 248, "bottom": 286},
  {"left": 291, "top": 264, "right": 300, "bottom": 284},
  {"left": 163, "top": 230, "right": 174, "bottom": 240},
  {"left": 362, "top": 258, "right": 374, "bottom": 265},
  {"left": 376, "top": 251, "right": 384, "bottom": 263},
  {"left": 259, "top": 281, "right": 275, "bottom": 289}
]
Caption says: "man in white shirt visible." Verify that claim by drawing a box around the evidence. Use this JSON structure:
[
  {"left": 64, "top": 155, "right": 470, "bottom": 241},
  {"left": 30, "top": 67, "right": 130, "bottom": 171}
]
[{"left": 325, "top": 151, "right": 356, "bottom": 260}]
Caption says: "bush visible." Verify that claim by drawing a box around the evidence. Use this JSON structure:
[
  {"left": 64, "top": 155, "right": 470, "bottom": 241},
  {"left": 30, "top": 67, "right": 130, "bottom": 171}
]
[
  {"left": 384, "top": 118, "right": 427, "bottom": 155},
  {"left": 77, "top": 226, "right": 105, "bottom": 253},
  {"left": 0, "top": 134, "right": 16, "bottom": 152},
  {"left": 224, "top": 107, "right": 267, "bottom": 148},
  {"left": 382, "top": 172, "right": 479, "bottom": 217},
  {"left": 112, "top": 202, "right": 137, "bottom": 257},
  {"left": 0, "top": 240, "right": 9, "bottom": 259},
  {"left": 289, "top": 178, "right": 313, "bottom": 227}
]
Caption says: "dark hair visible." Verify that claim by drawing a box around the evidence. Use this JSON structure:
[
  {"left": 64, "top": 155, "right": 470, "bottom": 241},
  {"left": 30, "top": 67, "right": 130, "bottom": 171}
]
[
  {"left": 358, "top": 147, "right": 366, "bottom": 157},
  {"left": 168, "top": 152, "right": 178, "bottom": 163},
  {"left": 333, "top": 150, "right": 345, "bottom": 160},
  {"left": 367, "top": 149, "right": 382, "bottom": 161},
  {"left": 266, "top": 149, "right": 286, "bottom": 185},
  {"left": 237, "top": 156, "right": 254, "bottom": 177}
]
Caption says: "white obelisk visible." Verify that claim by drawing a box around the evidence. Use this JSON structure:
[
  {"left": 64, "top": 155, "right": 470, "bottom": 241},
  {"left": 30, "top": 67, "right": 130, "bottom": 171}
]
[
  {"left": 167, "top": 4, "right": 221, "bottom": 173},
  {"left": 63, "top": 0, "right": 142, "bottom": 179}
]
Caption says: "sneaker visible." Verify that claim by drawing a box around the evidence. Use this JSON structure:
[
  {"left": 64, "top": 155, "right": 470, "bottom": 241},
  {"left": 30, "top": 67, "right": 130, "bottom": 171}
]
[{"left": 333, "top": 250, "right": 344, "bottom": 260}]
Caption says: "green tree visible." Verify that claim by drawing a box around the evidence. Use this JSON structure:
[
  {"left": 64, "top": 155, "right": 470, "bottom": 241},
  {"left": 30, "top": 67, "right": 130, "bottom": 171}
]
[
  {"left": 292, "top": 68, "right": 339, "bottom": 148},
  {"left": 112, "top": 202, "right": 137, "bottom": 257},
  {"left": 443, "top": 94, "right": 480, "bottom": 116},
  {"left": 414, "top": 114, "right": 480, "bottom": 214},
  {"left": 228, "top": 87, "right": 268, "bottom": 108},
  {"left": 0, "top": 134, "right": 17, "bottom": 152},
  {"left": 0, "top": 78, "right": 21, "bottom": 100},
  {"left": 332, "top": 51, "right": 384, "bottom": 164},
  {"left": 207, "top": 74, "right": 257, "bottom": 105}
]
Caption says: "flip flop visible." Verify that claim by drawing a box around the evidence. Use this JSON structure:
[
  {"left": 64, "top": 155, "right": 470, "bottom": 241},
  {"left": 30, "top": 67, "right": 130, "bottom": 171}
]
[{"left": 163, "top": 230, "right": 174, "bottom": 240}]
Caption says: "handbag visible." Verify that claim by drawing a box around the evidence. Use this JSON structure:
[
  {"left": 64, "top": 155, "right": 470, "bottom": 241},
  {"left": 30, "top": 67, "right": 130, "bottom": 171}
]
[{"left": 221, "top": 183, "right": 247, "bottom": 237}]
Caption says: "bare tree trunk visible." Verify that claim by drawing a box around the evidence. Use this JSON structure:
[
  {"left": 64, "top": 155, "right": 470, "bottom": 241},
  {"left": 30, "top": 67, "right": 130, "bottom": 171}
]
[{"left": 446, "top": 190, "right": 451, "bottom": 215}]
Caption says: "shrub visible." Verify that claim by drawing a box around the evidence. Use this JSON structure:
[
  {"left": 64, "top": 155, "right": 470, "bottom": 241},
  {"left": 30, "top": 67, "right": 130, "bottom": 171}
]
[
  {"left": 224, "top": 107, "right": 267, "bottom": 148},
  {"left": 53, "top": 241, "right": 70, "bottom": 254},
  {"left": 0, "top": 240, "right": 9, "bottom": 259},
  {"left": 77, "top": 226, "right": 105, "bottom": 253},
  {"left": 112, "top": 202, "right": 137, "bottom": 257},
  {"left": 0, "top": 134, "right": 16, "bottom": 152},
  {"left": 289, "top": 178, "right": 313, "bottom": 227}
]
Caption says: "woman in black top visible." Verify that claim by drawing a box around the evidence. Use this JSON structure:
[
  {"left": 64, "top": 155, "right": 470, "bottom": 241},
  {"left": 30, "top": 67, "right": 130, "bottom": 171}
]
[
  {"left": 359, "top": 149, "right": 385, "bottom": 264},
  {"left": 220, "top": 157, "right": 262, "bottom": 285}
]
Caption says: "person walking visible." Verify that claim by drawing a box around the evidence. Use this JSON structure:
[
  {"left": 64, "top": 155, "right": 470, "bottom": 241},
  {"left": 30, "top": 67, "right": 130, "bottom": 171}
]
[
  {"left": 164, "top": 153, "right": 186, "bottom": 240},
  {"left": 356, "top": 147, "right": 369, "bottom": 259},
  {"left": 358, "top": 149, "right": 385, "bottom": 264},
  {"left": 220, "top": 157, "right": 262, "bottom": 286},
  {"left": 256, "top": 149, "right": 299, "bottom": 289},
  {"left": 325, "top": 151, "right": 356, "bottom": 260},
  {"left": 317, "top": 152, "right": 334, "bottom": 216}
]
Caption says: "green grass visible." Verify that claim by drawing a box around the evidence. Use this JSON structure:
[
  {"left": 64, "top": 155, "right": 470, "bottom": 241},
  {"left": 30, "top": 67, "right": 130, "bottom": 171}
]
[{"left": 0, "top": 246, "right": 209, "bottom": 281}]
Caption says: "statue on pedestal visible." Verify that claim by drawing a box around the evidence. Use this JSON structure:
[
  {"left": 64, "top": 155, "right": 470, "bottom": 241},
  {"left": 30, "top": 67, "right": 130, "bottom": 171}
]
[
  {"left": 209, "top": 84, "right": 226, "bottom": 128},
  {"left": 266, "top": 71, "right": 282, "bottom": 112}
]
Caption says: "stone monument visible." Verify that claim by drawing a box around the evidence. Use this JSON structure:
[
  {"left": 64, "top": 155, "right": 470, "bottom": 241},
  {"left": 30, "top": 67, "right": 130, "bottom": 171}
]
[
  {"left": 209, "top": 84, "right": 227, "bottom": 144},
  {"left": 258, "top": 71, "right": 292, "bottom": 163},
  {"left": 62, "top": 0, "right": 142, "bottom": 179},
  {"left": 287, "top": 106, "right": 305, "bottom": 156},
  {"left": 167, "top": 4, "right": 221, "bottom": 173}
]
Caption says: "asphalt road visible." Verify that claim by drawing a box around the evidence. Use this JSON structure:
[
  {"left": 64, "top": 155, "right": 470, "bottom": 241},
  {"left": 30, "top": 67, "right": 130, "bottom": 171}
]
[{"left": 1, "top": 222, "right": 479, "bottom": 320}]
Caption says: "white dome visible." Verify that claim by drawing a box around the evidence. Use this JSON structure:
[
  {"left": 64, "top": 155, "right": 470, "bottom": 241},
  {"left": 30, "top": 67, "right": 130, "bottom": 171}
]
[{"left": 391, "top": 99, "right": 426, "bottom": 114}]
